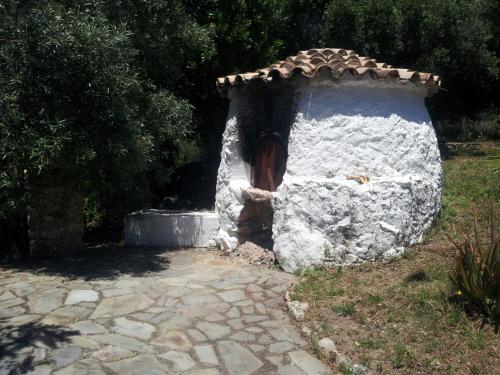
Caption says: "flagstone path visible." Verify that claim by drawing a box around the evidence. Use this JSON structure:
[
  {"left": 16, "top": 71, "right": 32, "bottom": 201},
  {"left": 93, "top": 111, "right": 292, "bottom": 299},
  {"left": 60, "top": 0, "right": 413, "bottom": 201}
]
[{"left": 0, "top": 249, "right": 330, "bottom": 375}]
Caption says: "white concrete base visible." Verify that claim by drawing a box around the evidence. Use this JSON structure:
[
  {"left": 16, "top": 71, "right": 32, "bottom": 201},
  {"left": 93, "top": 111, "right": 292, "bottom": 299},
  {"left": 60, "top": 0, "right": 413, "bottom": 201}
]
[{"left": 124, "top": 210, "right": 218, "bottom": 248}]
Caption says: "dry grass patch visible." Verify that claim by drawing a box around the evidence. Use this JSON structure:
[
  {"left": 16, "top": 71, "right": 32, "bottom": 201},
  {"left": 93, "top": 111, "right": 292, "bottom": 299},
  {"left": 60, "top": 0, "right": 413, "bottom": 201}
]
[{"left": 294, "top": 249, "right": 499, "bottom": 374}]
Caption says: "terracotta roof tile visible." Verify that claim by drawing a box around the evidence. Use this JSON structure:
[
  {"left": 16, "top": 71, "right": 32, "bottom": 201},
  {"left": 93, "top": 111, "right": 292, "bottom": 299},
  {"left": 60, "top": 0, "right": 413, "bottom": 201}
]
[{"left": 216, "top": 48, "right": 440, "bottom": 96}]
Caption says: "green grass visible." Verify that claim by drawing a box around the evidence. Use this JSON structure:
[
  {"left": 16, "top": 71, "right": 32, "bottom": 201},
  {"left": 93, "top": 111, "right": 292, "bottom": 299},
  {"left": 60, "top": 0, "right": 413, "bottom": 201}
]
[
  {"left": 292, "top": 266, "right": 345, "bottom": 300},
  {"left": 437, "top": 154, "right": 499, "bottom": 232},
  {"left": 332, "top": 302, "right": 356, "bottom": 316},
  {"left": 393, "top": 343, "right": 410, "bottom": 369},
  {"left": 363, "top": 293, "right": 383, "bottom": 305},
  {"left": 361, "top": 337, "right": 386, "bottom": 350}
]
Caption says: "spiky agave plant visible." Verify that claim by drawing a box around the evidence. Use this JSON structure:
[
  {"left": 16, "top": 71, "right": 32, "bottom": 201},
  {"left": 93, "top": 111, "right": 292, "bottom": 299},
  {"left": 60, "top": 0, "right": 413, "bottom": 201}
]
[{"left": 449, "top": 200, "right": 499, "bottom": 322}]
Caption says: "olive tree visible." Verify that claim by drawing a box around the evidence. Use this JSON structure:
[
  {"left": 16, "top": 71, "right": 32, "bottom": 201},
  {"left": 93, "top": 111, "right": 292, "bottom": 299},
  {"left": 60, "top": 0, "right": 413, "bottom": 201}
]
[{"left": 0, "top": 1, "right": 193, "bottom": 254}]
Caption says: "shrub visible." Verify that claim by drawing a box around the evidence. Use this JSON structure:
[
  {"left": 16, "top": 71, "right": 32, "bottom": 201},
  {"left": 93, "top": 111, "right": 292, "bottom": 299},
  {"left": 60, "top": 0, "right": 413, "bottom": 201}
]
[
  {"left": 449, "top": 200, "right": 499, "bottom": 322},
  {"left": 0, "top": 2, "right": 199, "bottom": 237}
]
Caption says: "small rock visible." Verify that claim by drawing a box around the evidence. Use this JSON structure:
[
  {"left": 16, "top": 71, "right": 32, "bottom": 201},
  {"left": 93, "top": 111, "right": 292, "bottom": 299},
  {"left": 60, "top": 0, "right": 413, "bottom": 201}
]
[
  {"left": 287, "top": 301, "right": 308, "bottom": 322},
  {"left": 352, "top": 363, "right": 372, "bottom": 374},
  {"left": 318, "top": 337, "right": 337, "bottom": 356},
  {"left": 301, "top": 325, "right": 312, "bottom": 337}
]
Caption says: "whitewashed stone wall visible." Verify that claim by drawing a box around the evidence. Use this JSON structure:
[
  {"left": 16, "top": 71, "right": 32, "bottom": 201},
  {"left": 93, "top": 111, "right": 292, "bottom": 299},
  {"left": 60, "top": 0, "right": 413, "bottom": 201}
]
[
  {"left": 216, "top": 80, "right": 442, "bottom": 272},
  {"left": 215, "top": 93, "right": 252, "bottom": 250}
]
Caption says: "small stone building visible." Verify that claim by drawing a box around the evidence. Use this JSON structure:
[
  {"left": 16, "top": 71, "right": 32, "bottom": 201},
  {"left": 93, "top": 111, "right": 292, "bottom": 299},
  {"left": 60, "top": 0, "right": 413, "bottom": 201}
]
[{"left": 215, "top": 48, "right": 442, "bottom": 272}]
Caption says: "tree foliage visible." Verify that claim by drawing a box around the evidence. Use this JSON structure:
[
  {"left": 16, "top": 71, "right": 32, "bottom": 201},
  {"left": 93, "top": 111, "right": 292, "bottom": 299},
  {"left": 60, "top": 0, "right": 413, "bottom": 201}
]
[
  {"left": 0, "top": 0, "right": 498, "bottom": 243},
  {"left": 0, "top": 1, "right": 199, "bottom": 223}
]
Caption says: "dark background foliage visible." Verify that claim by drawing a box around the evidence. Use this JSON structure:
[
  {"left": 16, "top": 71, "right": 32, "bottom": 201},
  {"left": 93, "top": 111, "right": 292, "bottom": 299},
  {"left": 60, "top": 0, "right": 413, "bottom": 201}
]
[{"left": 0, "top": 0, "right": 498, "bottom": 249}]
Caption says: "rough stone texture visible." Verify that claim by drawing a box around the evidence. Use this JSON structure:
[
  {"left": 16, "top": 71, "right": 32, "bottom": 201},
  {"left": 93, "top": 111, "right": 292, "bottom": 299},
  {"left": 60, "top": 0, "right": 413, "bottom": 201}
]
[
  {"left": 92, "top": 334, "right": 153, "bottom": 353},
  {"left": 318, "top": 337, "right": 337, "bottom": 356},
  {"left": 29, "top": 186, "right": 84, "bottom": 256},
  {"left": 238, "top": 188, "right": 274, "bottom": 248},
  {"left": 289, "top": 350, "right": 331, "bottom": 375},
  {"left": 0, "top": 249, "right": 329, "bottom": 374},
  {"left": 196, "top": 322, "right": 232, "bottom": 340},
  {"left": 112, "top": 317, "right": 156, "bottom": 340},
  {"left": 65, "top": 290, "right": 99, "bottom": 305},
  {"left": 287, "top": 301, "right": 309, "bottom": 322},
  {"left": 215, "top": 96, "right": 249, "bottom": 251},
  {"left": 217, "top": 340, "right": 263, "bottom": 375},
  {"left": 69, "top": 320, "right": 108, "bottom": 334},
  {"left": 194, "top": 344, "right": 219, "bottom": 366},
  {"left": 151, "top": 330, "right": 192, "bottom": 351},
  {"left": 104, "top": 355, "right": 171, "bottom": 375},
  {"left": 92, "top": 345, "right": 134, "bottom": 362},
  {"left": 90, "top": 294, "right": 154, "bottom": 319},
  {"left": 216, "top": 81, "right": 441, "bottom": 271},
  {"left": 158, "top": 351, "right": 196, "bottom": 371},
  {"left": 27, "top": 288, "right": 66, "bottom": 314},
  {"left": 52, "top": 346, "right": 82, "bottom": 369}
]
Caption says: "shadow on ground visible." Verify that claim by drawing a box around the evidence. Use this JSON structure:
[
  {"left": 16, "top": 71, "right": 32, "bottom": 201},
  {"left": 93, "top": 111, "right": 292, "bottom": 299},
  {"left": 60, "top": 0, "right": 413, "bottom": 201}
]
[
  {"left": 0, "top": 323, "right": 78, "bottom": 374},
  {"left": 0, "top": 245, "right": 171, "bottom": 280}
]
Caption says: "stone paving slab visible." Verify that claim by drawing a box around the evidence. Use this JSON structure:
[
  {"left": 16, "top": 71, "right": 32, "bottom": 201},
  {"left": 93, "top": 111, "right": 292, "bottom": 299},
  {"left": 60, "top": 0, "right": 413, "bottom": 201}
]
[{"left": 0, "top": 249, "right": 330, "bottom": 374}]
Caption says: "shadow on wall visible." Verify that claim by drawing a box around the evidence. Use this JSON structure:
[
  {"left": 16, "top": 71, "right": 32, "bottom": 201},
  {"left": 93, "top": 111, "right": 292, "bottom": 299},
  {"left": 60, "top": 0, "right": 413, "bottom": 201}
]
[
  {"left": 0, "top": 245, "right": 171, "bottom": 281},
  {"left": 237, "top": 83, "right": 296, "bottom": 164},
  {"left": 0, "top": 323, "right": 78, "bottom": 374}
]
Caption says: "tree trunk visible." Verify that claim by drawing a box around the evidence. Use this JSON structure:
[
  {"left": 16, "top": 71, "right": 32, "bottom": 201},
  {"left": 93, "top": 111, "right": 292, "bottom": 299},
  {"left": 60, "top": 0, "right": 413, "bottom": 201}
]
[{"left": 29, "top": 186, "right": 84, "bottom": 257}]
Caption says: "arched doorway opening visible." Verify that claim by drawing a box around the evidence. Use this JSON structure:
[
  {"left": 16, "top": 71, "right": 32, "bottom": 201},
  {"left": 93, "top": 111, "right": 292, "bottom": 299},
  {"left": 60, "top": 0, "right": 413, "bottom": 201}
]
[
  {"left": 251, "top": 134, "right": 287, "bottom": 192},
  {"left": 237, "top": 134, "right": 288, "bottom": 249}
]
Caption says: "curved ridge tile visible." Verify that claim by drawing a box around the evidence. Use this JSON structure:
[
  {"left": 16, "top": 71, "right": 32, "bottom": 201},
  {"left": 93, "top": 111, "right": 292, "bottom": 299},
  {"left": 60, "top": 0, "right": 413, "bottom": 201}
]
[{"left": 216, "top": 47, "right": 441, "bottom": 96}]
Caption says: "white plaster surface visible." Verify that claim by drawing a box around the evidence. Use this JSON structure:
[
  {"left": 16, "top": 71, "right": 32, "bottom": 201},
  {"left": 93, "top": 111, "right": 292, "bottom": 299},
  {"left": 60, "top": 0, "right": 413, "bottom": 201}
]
[
  {"left": 215, "top": 93, "right": 252, "bottom": 250},
  {"left": 216, "top": 82, "right": 442, "bottom": 271},
  {"left": 124, "top": 210, "right": 218, "bottom": 248}
]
